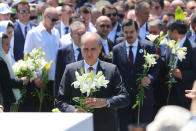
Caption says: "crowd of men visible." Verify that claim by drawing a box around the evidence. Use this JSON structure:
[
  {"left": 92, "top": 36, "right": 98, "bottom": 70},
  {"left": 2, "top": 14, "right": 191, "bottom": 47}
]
[{"left": 0, "top": 0, "right": 196, "bottom": 130}]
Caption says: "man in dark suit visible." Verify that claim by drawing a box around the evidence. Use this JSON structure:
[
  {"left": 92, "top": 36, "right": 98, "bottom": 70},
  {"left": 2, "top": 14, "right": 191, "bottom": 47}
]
[
  {"left": 163, "top": 19, "right": 196, "bottom": 109},
  {"left": 54, "top": 3, "right": 74, "bottom": 38},
  {"left": 54, "top": 21, "right": 86, "bottom": 98},
  {"left": 56, "top": 32, "right": 129, "bottom": 131},
  {"left": 96, "top": 16, "right": 114, "bottom": 63},
  {"left": 112, "top": 19, "right": 159, "bottom": 131},
  {"left": 11, "top": 1, "right": 37, "bottom": 61}
]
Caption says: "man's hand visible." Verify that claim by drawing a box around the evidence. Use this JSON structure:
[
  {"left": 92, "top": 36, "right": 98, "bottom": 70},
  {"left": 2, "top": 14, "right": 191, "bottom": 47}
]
[
  {"left": 34, "top": 78, "right": 46, "bottom": 88},
  {"left": 83, "top": 98, "right": 107, "bottom": 109},
  {"left": 74, "top": 108, "right": 87, "bottom": 113},
  {"left": 0, "top": 108, "right": 3, "bottom": 112},
  {"left": 21, "top": 77, "right": 29, "bottom": 85},
  {"left": 141, "top": 76, "right": 151, "bottom": 87},
  {"left": 171, "top": 68, "right": 182, "bottom": 79},
  {"left": 185, "top": 81, "right": 196, "bottom": 99}
]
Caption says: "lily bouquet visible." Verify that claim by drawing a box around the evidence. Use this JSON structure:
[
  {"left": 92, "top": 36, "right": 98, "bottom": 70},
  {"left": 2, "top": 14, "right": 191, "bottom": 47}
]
[
  {"left": 132, "top": 50, "right": 157, "bottom": 125},
  {"left": 12, "top": 48, "right": 52, "bottom": 111},
  {"left": 72, "top": 69, "right": 109, "bottom": 112},
  {"left": 146, "top": 31, "right": 168, "bottom": 49},
  {"left": 160, "top": 39, "right": 187, "bottom": 104}
]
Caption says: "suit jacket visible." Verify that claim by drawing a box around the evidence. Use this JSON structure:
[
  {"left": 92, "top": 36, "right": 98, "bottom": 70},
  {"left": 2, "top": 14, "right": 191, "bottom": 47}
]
[
  {"left": 54, "top": 44, "right": 76, "bottom": 98},
  {"left": 56, "top": 60, "right": 129, "bottom": 131},
  {"left": 163, "top": 38, "right": 196, "bottom": 109},
  {"left": 112, "top": 39, "right": 159, "bottom": 129},
  {"left": 0, "top": 57, "right": 23, "bottom": 111},
  {"left": 99, "top": 38, "right": 114, "bottom": 63},
  {"left": 13, "top": 21, "right": 37, "bottom": 61},
  {"left": 54, "top": 22, "right": 70, "bottom": 38}
]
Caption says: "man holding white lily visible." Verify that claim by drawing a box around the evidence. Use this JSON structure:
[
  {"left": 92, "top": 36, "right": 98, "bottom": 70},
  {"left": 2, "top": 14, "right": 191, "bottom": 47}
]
[
  {"left": 56, "top": 32, "right": 129, "bottom": 131},
  {"left": 163, "top": 19, "right": 196, "bottom": 109},
  {"left": 112, "top": 19, "right": 160, "bottom": 131}
]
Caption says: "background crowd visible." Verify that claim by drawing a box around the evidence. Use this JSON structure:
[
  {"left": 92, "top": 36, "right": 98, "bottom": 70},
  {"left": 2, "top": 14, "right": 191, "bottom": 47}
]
[{"left": 0, "top": 0, "right": 196, "bottom": 131}]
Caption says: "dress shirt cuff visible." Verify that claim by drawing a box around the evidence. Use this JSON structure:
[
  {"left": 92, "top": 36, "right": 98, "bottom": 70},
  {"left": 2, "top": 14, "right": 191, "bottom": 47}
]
[
  {"left": 106, "top": 98, "right": 110, "bottom": 108},
  {"left": 0, "top": 105, "right": 4, "bottom": 111}
]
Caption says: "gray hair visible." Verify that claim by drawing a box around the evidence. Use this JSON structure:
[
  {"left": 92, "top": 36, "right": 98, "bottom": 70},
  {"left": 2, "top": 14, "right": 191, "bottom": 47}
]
[
  {"left": 81, "top": 32, "right": 102, "bottom": 47},
  {"left": 135, "top": 1, "right": 150, "bottom": 11},
  {"left": 148, "top": 19, "right": 164, "bottom": 30},
  {"left": 70, "top": 21, "right": 86, "bottom": 34}
]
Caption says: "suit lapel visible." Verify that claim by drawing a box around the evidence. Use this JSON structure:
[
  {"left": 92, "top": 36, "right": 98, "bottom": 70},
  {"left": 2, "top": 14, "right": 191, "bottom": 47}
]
[{"left": 16, "top": 22, "right": 25, "bottom": 40}]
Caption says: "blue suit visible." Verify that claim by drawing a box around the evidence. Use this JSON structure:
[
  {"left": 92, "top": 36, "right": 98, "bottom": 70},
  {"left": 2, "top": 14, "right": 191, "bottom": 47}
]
[
  {"left": 13, "top": 21, "right": 37, "bottom": 61},
  {"left": 112, "top": 39, "right": 159, "bottom": 130},
  {"left": 54, "top": 44, "right": 76, "bottom": 98}
]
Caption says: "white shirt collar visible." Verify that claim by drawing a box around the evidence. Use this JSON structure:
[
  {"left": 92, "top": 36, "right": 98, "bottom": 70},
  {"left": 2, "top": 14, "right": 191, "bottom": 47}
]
[
  {"left": 72, "top": 41, "right": 79, "bottom": 51},
  {"left": 125, "top": 38, "right": 139, "bottom": 48},
  {"left": 84, "top": 59, "right": 99, "bottom": 74},
  {"left": 178, "top": 36, "right": 186, "bottom": 48}
]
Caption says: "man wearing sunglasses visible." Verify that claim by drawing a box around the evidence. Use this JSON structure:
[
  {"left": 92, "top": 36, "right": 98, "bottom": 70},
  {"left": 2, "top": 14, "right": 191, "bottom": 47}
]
[
  {"left": 96, "top": 16, "right": 113, "bottom": 63},
  {"left": 11, "top": 0, "right": 37, "bottom": 62},
  {"left": 102, "top": 5, "right": 122, "bottom": 46},
  {"left": 24, "top": 7, "right": 60, "bottom": 111}
]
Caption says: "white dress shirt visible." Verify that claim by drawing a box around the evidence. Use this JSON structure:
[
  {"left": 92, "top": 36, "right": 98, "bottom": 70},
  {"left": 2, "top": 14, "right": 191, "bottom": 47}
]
[
  {"left": 139, "top": 22, "right": 149, "bottom": 39},
  {"left": 60, "top": 33, "right": 72, "bottom": 47},
  {"left": 84, "top": 60, "right": 99, "bottom": 75},
  {"left": 100, "top": 38, "right": 110, "bottom": 56},
  {"left": 60, "top": 21, "right": 70, "bottom": 37},
  {"left": 125, "top": 38, "right": 139, "bottom": 63},
  {"left": 24, "top": 22, "right": 60, "bottom": 80},
  {"left": 88, "top": 22, "right": 97, "bottom": 32}
]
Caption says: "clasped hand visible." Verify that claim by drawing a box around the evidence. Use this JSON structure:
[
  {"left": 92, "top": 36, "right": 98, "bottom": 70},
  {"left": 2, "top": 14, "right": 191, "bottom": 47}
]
[{"left": 74, "top": 98, "right": 107, "bottom": 112}]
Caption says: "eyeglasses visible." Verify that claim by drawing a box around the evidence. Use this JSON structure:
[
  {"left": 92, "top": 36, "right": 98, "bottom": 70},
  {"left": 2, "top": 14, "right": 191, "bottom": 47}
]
[
  {"left": 118, "top": 14, "right": 124, "bottom": 19},
  {"left": 99, "top": 24, "right": 111, "bottom": 28},
  {"left": 47, "top": 15, "right": 58, "bottom": 22},
  {"left": 18, "top": 9, "right": 30, "bottom": 14},
  {"left": 190, "top": 6, "right": 196, "bottom": 10},
  {"left": 106, "top": 13, "right": 117, "bottom": 17},
  {"left": 72, "top": 32, "right": 85, "bottom": 36}
]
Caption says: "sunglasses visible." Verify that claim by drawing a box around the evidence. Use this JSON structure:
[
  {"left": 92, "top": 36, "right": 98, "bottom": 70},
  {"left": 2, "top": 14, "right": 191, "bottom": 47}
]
[
  {"left": 100, "top": 24, "right": 111, "bottom": 28},
  {"left": 18, "top": 9, "right": 30, "bottom": 14},
  {"left": 72, "top": 32, "right": 85, "bottom": 36},
  {"left": 190, "top": 6, "right": 196, "bottom": 10},
  {"left": 118, "top": 14, "right": 124, "bottom": 19},
  {"left": 47, "top": 15, "right": 58, "bottom": 22},
  {"left": 106, "top": 13, "right": 117, "bottom": 17}
]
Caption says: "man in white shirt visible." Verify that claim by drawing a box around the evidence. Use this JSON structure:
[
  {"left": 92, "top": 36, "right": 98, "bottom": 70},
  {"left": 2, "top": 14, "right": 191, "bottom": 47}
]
[
  {"left": 54, "top": 3, "right": 74, "bottom": 38},
  {"left": 24, "top": 7, "right": 60, "bottom": 111}
]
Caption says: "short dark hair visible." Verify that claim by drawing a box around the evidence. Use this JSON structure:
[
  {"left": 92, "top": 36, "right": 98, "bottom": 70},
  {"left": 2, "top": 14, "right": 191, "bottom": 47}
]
[
  {"left": 2, "top": 33, "right": 8, "bottom": 39},
  {"left": 62, "top": 2, "right": 73, "bottom": 9},
  {"left": 16, "top": 1, "right": 29, "bottom": 11},
  {"left": 167, "top": 19, "right": 187, "bottom": 34},
  {"left": 101, "top": 5, "right": 117, "bottom": 15},
  {"left": 122, "top": 19, "right": 139, "bottom": 31},
  {"left": 69, "top": 13, "right": 85, "bottom": 25},
  {"left": 7, "top": 22, "right": 14, "bottom": 29},
  {"left": 79, "top": 6, "right": 91, "bottom": 14}
]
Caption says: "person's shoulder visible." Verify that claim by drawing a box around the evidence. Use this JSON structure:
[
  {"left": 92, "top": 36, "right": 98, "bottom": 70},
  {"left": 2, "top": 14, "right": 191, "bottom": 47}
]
[
  {"left": 66, "top": 61, "right": 83, "bottom": 70},
  {"left": 99, "top": 60, "right": 117, "bottom": 70},
  {"left": 113, "top": 40, "right": 125, "bottom": 49},
  {"left": 58, "top": 44, "right": 72, "bottom": 52}
]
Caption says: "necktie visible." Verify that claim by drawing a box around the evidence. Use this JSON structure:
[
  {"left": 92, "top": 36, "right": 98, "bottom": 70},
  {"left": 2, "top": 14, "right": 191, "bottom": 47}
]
[
  {"left": 65, "top": 27, "right": 69, "bottom": 34},
  {"left": 25, "top": 26, "right": 27, "bottom": 38},
  {"left": 88, "top": 67, "right": 94, "bottom": 72},
  {"left": 77, "top": 48, "right": 82, "bottom": 61},
  {"left": 157, "top": 47, "right": 161, "bottom": 56},
  {"left": 129, "top": 46, "right": 134, "bottom": 69}
]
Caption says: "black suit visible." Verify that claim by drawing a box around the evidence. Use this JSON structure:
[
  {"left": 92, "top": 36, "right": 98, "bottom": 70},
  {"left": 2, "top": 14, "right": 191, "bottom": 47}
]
[
  {"left": 99, "top": 38, "right": 114, "bottom": 63},
  {"left": 0, "top": 57, "right": 23, "bottom": 111},
  {"left": 56, "top": 60, "right": 129, "bottom": 131},
  {"left": 54, "top": 44, "right": 76, "bottom": 98},
  {"left": 163, "top": 38, "right": 196, "bottom": 109},
  {"left": 112, "top": 39, "right": 159, "bottom": 130}
]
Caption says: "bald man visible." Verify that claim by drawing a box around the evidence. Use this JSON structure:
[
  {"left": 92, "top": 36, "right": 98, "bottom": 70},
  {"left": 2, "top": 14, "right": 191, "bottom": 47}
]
[
  {"left": 96, "top": 16, "right": 113, "bottom": 63},
  {"left": 56, "top": 32, "right": 129, "bottom": 131},
  {"left": 23, "top": 7, "right": 60, "bottom": 111}
]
